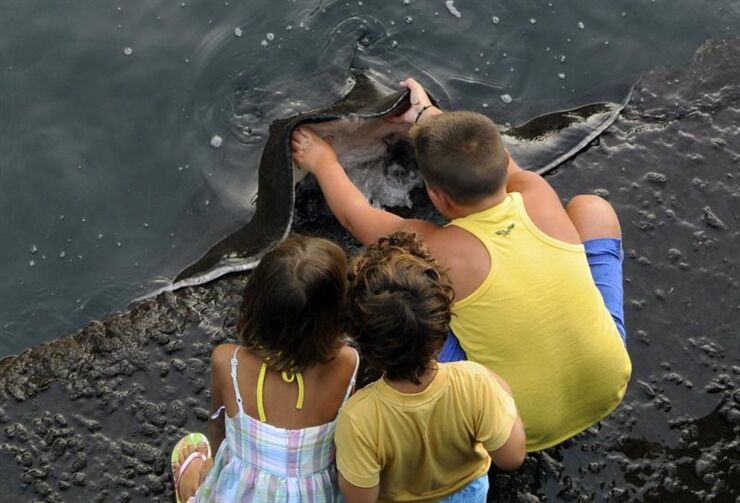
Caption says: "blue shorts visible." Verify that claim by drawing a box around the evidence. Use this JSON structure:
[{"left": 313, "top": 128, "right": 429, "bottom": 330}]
[
  {"left": 438, "top": 238, "right": 626, "bottom": 362},
  {"left": 439, "top": 474, "right": 489, "bottom": 503}
]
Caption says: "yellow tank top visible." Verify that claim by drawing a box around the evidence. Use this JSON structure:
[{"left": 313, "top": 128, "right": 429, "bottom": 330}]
[{"left": 449, "top": 192, "right": 631, "bottom": 451}]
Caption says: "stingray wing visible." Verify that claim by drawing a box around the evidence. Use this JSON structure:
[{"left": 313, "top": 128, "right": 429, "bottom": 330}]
[
  {"left": 171, "top": 73, "right": 411, "bottom": 287},
  {"left": 169, "top": 73, "right": 628, "bottom": 291}
]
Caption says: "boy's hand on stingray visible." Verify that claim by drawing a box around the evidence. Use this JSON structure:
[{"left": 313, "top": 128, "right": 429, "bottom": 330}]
[
  {"left": 291, "top": 127, "right": 338, "bottom": 174},
  {"left": 387, "top": 78, "right": 434, "bottom": 124}
]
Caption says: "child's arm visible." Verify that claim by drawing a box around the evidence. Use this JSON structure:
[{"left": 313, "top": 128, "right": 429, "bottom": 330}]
[
  {"left": 480, "top": 370, "right": 526, "bottom": 470},
  {"left": 338, "top": 474, "right": 380, "bottom": 503},
  {"left": 291, "top": 127, "right": 439, "bottom": 245},
  {"left": 490, "top": 418, "right": 526, "bottom": 470},
  {"left": 504, "top": 153, "right": 582, "bottom": 244},
  {"left": 207, "top": 346, "right": 229, "bottom": 455}
]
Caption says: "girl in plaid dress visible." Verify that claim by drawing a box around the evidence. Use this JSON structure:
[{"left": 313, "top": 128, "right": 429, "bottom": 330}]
[{"left": 171, "top": 235, "right": 359, "bottom": 502}]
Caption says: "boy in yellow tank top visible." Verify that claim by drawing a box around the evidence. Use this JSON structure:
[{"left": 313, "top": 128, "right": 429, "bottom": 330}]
[{"left": 291, "top": 78, "right": 631, "bottom": 451}]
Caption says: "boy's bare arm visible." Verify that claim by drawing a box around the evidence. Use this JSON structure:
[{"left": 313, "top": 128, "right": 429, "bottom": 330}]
[
  {"left": 505, "top": 154, "right": 582, "bottom": 244},
  {"left": 291, "top": 127, "right": 439, "bottom": 245}
]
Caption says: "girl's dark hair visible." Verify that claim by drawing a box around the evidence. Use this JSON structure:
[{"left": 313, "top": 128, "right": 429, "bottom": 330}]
[
  {"left": 348, "top": 232, "right": 455, "bottom": 384},
  {"left": 236, "top": 234, "right": 347, "bottom": 372}
]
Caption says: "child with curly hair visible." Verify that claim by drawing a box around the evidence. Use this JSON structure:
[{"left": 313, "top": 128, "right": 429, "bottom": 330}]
[{"left": 335, "top": 232, "right": 525, "bottom": 503}]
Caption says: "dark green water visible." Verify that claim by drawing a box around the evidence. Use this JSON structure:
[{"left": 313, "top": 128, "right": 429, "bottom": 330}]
[{"left": 1, "top": 0, "right": 738, "bottom": 356}]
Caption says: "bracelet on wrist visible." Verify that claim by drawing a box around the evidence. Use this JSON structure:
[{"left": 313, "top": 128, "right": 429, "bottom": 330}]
[{"left": 415, "top": 105, "right": 433, "bottom": 124}]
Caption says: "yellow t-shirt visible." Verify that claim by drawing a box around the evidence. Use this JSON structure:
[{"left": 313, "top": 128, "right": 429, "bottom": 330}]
[
  {"left": 335, "top": 361, "right": 517, "bottom": 502},
  {"left": 449, "top": 192, "right": 632, "bottom": 451}
]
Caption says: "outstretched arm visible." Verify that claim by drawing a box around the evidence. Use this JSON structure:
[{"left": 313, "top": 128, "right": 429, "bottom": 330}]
[{"left": 291, "top": 127, "right": 438, "bottom": 245}]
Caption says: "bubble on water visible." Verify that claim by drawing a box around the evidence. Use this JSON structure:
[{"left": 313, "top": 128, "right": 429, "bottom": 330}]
[
  {"left": 116, "top": 241, "right": 122, "bottom": 247},
  {"left": 266, "top": 32, "right": 275, "bottom": 41},
  {"left": 143, "top": 222, "right": 149, "bottom": 228},
  {"left": 604, "top": 40, "right": 610, "bottom": 46},
  {"left": 234, "top": 27, "right": 242, "bottom": 37},
  {"left": 81, "top": 217, "right": 86, "bottom": 223},
  {"left": 97, "top": 233, "right": 104, "bottom": 239},
  {"left": 402, "top": 0, "right": 410, "bottom": 4},
  {"left": 59, "top": 215, "right": 65, "bottom": 221},
  {"left": 577, "top": 21, "right": 585, "bottom": 30},
  {"left": 123, "top": 47, "right": 133, "bottom": 56},
  {"left": 529, "top": 18, "right": 536, "bottom": 24},
  {"left": 28, "top": 260, "right": 35, "bottom": 268},
  {"left": 30, "top": 245, "right": 38, "bottom": 254},
  {"left": 492, "top": 16, "right": 500, "bottom": 24},
  {"left": 59, "top": 250, "right": 66, "bottom": 258},
  {"left": 559, "top": 54, "right": 567, "bottom": 63},
  {"left": 391, "top": 40, "right": 398, "bottom": 48},
  {"left": 205, "top": 199, "right": 210, "bottom": 206},
  {"left": 445, "top": 0, "right": 462, "bottom": 18},
  {"left": 260, "top": 39, "right": 268, "bottom": 47},
  {"left": 500, "top": 94, "right": 512, "bottom": 104},
  {"left": 184, "top": 58, "right": 190, "bottom": 64},
  {"left": 558, "top": 73, "right": 566, "bottom": 80},
  {"left": 285, "top": 24, "right": 293, "bottom": 30},
  {"left": 404, "top": 16, "right": 413, "bottom": 24},
  {"left": 482, "top": 103, "right": 489, "bottom": 108},
  {"left": 210, "top": 135, "right": 223, "bottom": 148}
]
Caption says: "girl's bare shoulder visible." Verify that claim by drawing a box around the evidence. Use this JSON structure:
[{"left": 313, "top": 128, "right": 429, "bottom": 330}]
[{"left": 210, "top": 343, "right": 261, "bottom": 371}]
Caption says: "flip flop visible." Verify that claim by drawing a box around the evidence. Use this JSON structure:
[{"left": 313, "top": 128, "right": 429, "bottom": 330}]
[{"left": 171, "top": 432, "right": 211, "bottom": 503}]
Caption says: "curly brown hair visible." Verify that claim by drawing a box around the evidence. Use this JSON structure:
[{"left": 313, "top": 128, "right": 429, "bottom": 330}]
[
  {"left": 348, "top": 232, "right": 455, "bottom": 384},
  {"left": 236, "top": 234, "right": 347, "bottom": 372}
]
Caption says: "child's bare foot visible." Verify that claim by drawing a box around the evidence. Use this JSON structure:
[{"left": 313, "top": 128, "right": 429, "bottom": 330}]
[
  {"left": 290, "top": 127, "right": 339, "bottom": 174},
  {"left": 172, "top": 439, "right": 209, "bottom": 501}
]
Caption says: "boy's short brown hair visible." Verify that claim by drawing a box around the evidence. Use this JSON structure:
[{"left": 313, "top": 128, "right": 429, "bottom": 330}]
[
  {"left": 236, "top": 234, "right": 347, "bottom": 372},
  {"left": 411, "top": 111, "right": 508, "bottom": 204},
  {"left": 348, "top": 232, "right": 454, "bottom": 384}
]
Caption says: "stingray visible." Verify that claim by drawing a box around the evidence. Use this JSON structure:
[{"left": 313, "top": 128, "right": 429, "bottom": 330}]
[{"left": 164, "top": 73, "right": 628, "bottom": 292}]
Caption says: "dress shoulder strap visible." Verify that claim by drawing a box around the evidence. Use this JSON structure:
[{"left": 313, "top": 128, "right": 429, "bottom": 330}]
[
  {"left": 230, "top": 346, "right": 245, "bottom": 414},
  {"left": 341, "top": 348, "right": 361, "bottom": 406}
]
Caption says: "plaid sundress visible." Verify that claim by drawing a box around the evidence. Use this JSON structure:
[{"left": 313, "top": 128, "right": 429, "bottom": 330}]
[{"left": 194, "top": 347, "right": 359, "bottom": 502}]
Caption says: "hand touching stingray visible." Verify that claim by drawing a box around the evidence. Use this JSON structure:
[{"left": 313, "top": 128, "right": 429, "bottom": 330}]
[
  {"left": 386, "top": 78, "right": 442, "bottom": 125},
  {"left": 291, "top": 127, "right": 338, "bottom": 175}
]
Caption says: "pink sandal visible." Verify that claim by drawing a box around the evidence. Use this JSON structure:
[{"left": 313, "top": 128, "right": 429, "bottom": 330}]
[{"left": 170, "top": 433, "right": 211, "bottom": 503}]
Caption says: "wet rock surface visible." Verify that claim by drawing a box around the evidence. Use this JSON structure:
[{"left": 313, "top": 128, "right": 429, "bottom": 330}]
[{"left": 1, "top": 38, "right": 738, "bottom": 502}]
